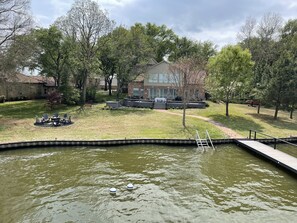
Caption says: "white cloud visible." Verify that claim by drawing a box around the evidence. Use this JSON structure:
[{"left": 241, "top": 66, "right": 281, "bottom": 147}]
[
  {"left": 31, "top": 0, "right": 297, "bottom": 48},
  {"left": 98, "top": 0, "right": 137, "bottom": 7},
  {"left": 49, "top": 0, "right": 73, "bottom": 19},
  {"left": 185, "top": 27, "right": 239, "bottom": 49}
]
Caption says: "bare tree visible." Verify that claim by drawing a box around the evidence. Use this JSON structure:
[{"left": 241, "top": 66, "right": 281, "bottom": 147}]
[
  {"left": 0, "top": 0, "right": 32, "bottom": 49},
  {"left": 55, "top": 0, "right": 114, "bottom": 104},
  {"left": 0, "top": 0, "right": 32, "bottom": 79},
  {"left": 237, "top": 16, "right": 257, "bottom": 49},
  {"left": 170, "top": 57, "right": 206, "bottom": 127},
  {"left": 257, "top": 12, "right": 283, "bottom": 41}
]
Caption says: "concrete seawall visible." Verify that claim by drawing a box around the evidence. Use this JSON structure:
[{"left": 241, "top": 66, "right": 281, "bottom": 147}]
[{"left": 0, "top": 137, "right": 296, "bottom": 151}]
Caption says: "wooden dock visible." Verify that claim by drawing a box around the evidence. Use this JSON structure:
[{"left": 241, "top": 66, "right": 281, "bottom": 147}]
[{"left": 236, "top": 140, "right": 297, "bottom": 175}]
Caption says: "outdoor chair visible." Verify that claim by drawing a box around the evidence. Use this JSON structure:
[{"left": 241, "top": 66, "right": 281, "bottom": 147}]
[
  {"left": 67, "top": 116, "right": 72, "bottom": 124},
  {"left": 35, "top": 115, "right": 43, "bottom": 125},
  {"left": 61, "top": 114, "right": 68, "bottom": 124},
  {"left": 42, "top": 114, "right": 49, "bottom": 123}
]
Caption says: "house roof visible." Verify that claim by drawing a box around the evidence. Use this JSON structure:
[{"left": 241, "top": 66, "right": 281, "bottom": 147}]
[
  {"left": 6, "top": 73, "right": 56, "bottom": 86},
  {"left": 147, "top": 58, "right": 158, "bottom": 66},
  {"left": 134, "top": 73, "right": 145, "bottom": 82},
  {"left": 131, "top": 60, "right": 170, "bottom": 82}
]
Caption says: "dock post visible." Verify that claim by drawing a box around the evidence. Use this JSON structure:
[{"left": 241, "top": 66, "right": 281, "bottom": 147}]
[
  {"left": 274, "top": 138, "right": 277, "bottom": 149},
  {"left": 249, "top": 130, "right": 252, "bottom": 139},
  {"left": 254, "top": 131, "right": 257, "bottom": 140}
]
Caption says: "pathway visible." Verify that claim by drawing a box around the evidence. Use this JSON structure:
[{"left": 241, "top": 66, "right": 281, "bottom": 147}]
[{"left": 155, "top": 110, "right": 244, "bottom": 138}]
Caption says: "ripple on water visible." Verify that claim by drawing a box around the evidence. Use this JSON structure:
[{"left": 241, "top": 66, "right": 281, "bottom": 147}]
[{"left": 0, "top": 145, "right": 297, "bottom": 222}]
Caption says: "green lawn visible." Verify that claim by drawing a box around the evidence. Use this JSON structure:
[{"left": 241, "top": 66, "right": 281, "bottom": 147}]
[
  {"left": 0, "top": 100, "right": 296, "bottom": 143},
  {"left": 168, "top": 102, "right": 297, "bottom": 138},
  {"left": 0, "top": 100, "right": 224, "bottom": 143}
]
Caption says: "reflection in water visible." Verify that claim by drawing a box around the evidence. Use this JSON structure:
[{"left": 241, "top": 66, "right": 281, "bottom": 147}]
[{"left": 0, "top": 145, "right": 297, "bottom": 222}]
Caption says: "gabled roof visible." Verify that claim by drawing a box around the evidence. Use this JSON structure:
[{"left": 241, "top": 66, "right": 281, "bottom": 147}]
[
  {"left": 147, "top": 58, "right": 158, "bottom": 66},
  {"left": 131, "top": 60, "right": 171, "bottom": 83},
  {"left": 145, "top": 60, "right": 171, "bottom": 71}
]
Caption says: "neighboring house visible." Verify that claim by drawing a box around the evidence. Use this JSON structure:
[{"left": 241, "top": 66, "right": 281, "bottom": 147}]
[
  {"left": 88, "top": 76, "right": 118, "bottom": 90},
  {"left": 128, "top": 60, "right": 206, "bottom": 100},
  {"left": 0, "top": 73, "right": 56, "bottom": 101}
]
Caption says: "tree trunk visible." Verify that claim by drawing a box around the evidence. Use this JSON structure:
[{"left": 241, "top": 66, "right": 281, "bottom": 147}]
[
  {"left": 274, "top": 103, "right": 279, "bottom": 120},
  {"left": 290, "top": 108, "right": 294, "bottom": 119},
  {"left": 226, "top": 100, "right": 229, "bottom": 117},
  {"left": 182, "top": 99, "right": 186, "bottom": 128},
  {"left": 104, "top": 77, "right": 108, "bottom": 91},
  {"left": 225, "top": 92, "right": 229, "bottom": 117},
  {"left": 182, "top": 74, "right": 187, "bottom": 128},
  {"left": 257, "top": 102, "right": 261, "bottom": 114},
  {"left": 81, "top": 71, "right": 88, "bottom": 105},
  {"left": 108, "top": 79, "right": 112, "bottom": 96}
]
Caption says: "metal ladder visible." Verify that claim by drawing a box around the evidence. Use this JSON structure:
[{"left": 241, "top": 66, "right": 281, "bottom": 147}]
[{"left": 195, "top": 130, "right": 215, "bottom": 150}]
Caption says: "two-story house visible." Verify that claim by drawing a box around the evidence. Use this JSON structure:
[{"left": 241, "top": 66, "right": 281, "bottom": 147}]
[{"left": 128, "top": 60, "right": 205, "bottom": 101}]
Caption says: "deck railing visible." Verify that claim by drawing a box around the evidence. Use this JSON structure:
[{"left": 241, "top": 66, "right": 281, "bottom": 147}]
[{"left": 249, "top": 130, "right": 297, "bottom": 149}]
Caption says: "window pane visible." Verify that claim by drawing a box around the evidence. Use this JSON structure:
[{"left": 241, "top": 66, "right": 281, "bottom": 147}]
[{"left": 148, "top": 74, "right": 158, "bottom": 83}]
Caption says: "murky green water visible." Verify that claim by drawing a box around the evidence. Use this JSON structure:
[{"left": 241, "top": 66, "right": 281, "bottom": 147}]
[{"left": 0, "top": 145, "right": 297, "bottom": 223}]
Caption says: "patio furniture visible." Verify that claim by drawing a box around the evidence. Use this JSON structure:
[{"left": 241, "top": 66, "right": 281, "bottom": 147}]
[{"left": 41, "top": 114, "right": 49, "bottom": 123}]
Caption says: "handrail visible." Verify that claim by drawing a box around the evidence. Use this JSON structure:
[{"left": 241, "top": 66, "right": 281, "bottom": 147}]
[
  {"left": 249, "top": 130, "right": 297, "bottom": 149},
  {"left": 196, "top": 130, "right": 205, "bottom": 151},
  {"left": 206, "top": 130, "right": 215, "bottom": 150}
]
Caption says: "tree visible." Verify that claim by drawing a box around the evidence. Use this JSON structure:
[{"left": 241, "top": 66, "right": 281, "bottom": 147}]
[
  {"left": 139, "top": 23, "right": 177, "bottom": 62},
  {"left": 170, "top": 37, "right": 216, "bottom": 62},
  {"left": 170, "top": 57, "right": 207, "bottom": 127},
  {"left": 266, "top": 19, "right": 297, "bottom": 119},
  {"left": 55, "top": 0, "right": 114, "bottom": 104},
  {"left": 0, "top": 0, "right": 32, "bottom": 77},
  {"left": 34, "top": 26, "right": 70, "bottom": 87},
  {"left": 97, "top": 34, "right": 117, "bottom": 96},
  {"left": 268, "top": 50, "right": 296, "bottom": 119},
  {"left": 237, "top": 16, "right": 257, "bottom": 50},
  {"left": 101, "top": 25, "right": 153, "bottom": 99},
  {"left": 281, "top": 20, "right": 297, "bottom": 119},
  {"left": 238, "top": 13, "right": 283, "bottom": 114},
  {"left": 0, "top": 0, "right": 31, "bottom": 48},
  {"left": 207, "top": 45, "right": 254, "bottom": 116}
]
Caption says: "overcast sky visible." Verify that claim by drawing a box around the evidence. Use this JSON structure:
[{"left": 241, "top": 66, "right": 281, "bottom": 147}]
[{"left": 31, "top": 0, "right": 297, "bottom": 48}]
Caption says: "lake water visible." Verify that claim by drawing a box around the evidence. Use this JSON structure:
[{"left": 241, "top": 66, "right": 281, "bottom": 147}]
[{"left": 0, "top": 145, "right": 296, "bottom": 222}]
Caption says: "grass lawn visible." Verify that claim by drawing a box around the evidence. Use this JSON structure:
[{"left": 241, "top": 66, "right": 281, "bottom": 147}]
[
  {"left": 168, "top": 101, "right": 297, "bottom": 138},
  {"left": 0, "top": 100, "right": 224, "bottom": 143},
  {"left": 0, "top": 100, "right": 296, "bottom": 143}
]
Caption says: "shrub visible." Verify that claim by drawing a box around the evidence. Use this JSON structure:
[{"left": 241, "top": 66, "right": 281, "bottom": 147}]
[
  {"left": 60, "top": 86, "right": 80, "bottom": 105},
  {"left": 86, "top": 87, "right": 97, "bottom": 102},
  {"left": 46, "top": 91, "right": 62, "bottom": 110},
  {"left": 0, "top": 95, "right": 5, "bottom": 103}
]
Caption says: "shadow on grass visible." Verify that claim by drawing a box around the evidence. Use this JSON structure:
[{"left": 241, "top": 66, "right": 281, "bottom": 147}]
[
  {"left": 0, "top": 100, "right": 76, "bottom": 119},
  {"left": 208, "top": 114, "right": 264, "bottom": 134},
  {"left": 248, "top": 113, "right": 297, "bottom": 131}
]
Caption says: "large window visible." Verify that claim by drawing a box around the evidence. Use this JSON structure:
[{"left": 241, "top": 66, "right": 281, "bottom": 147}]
[
  {"left": 159, "top": 74, "right": 168, "bottom": 83},
  {"left": 148, "top": 73, "right": 158, "bottom": 83}
]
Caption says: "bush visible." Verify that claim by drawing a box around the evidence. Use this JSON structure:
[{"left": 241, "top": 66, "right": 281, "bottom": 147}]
[
  {"left": 60, "top": 86, "right": 80, "bottom": 105},
  {"left": 46, "top": 91, "right": 62, "bottom": 110},
  {"left": 86, "top": 87, "right": 97, "bottom": 102},
  {"left": 0, "top": 95, "right": 5, "bottom": 103}
]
